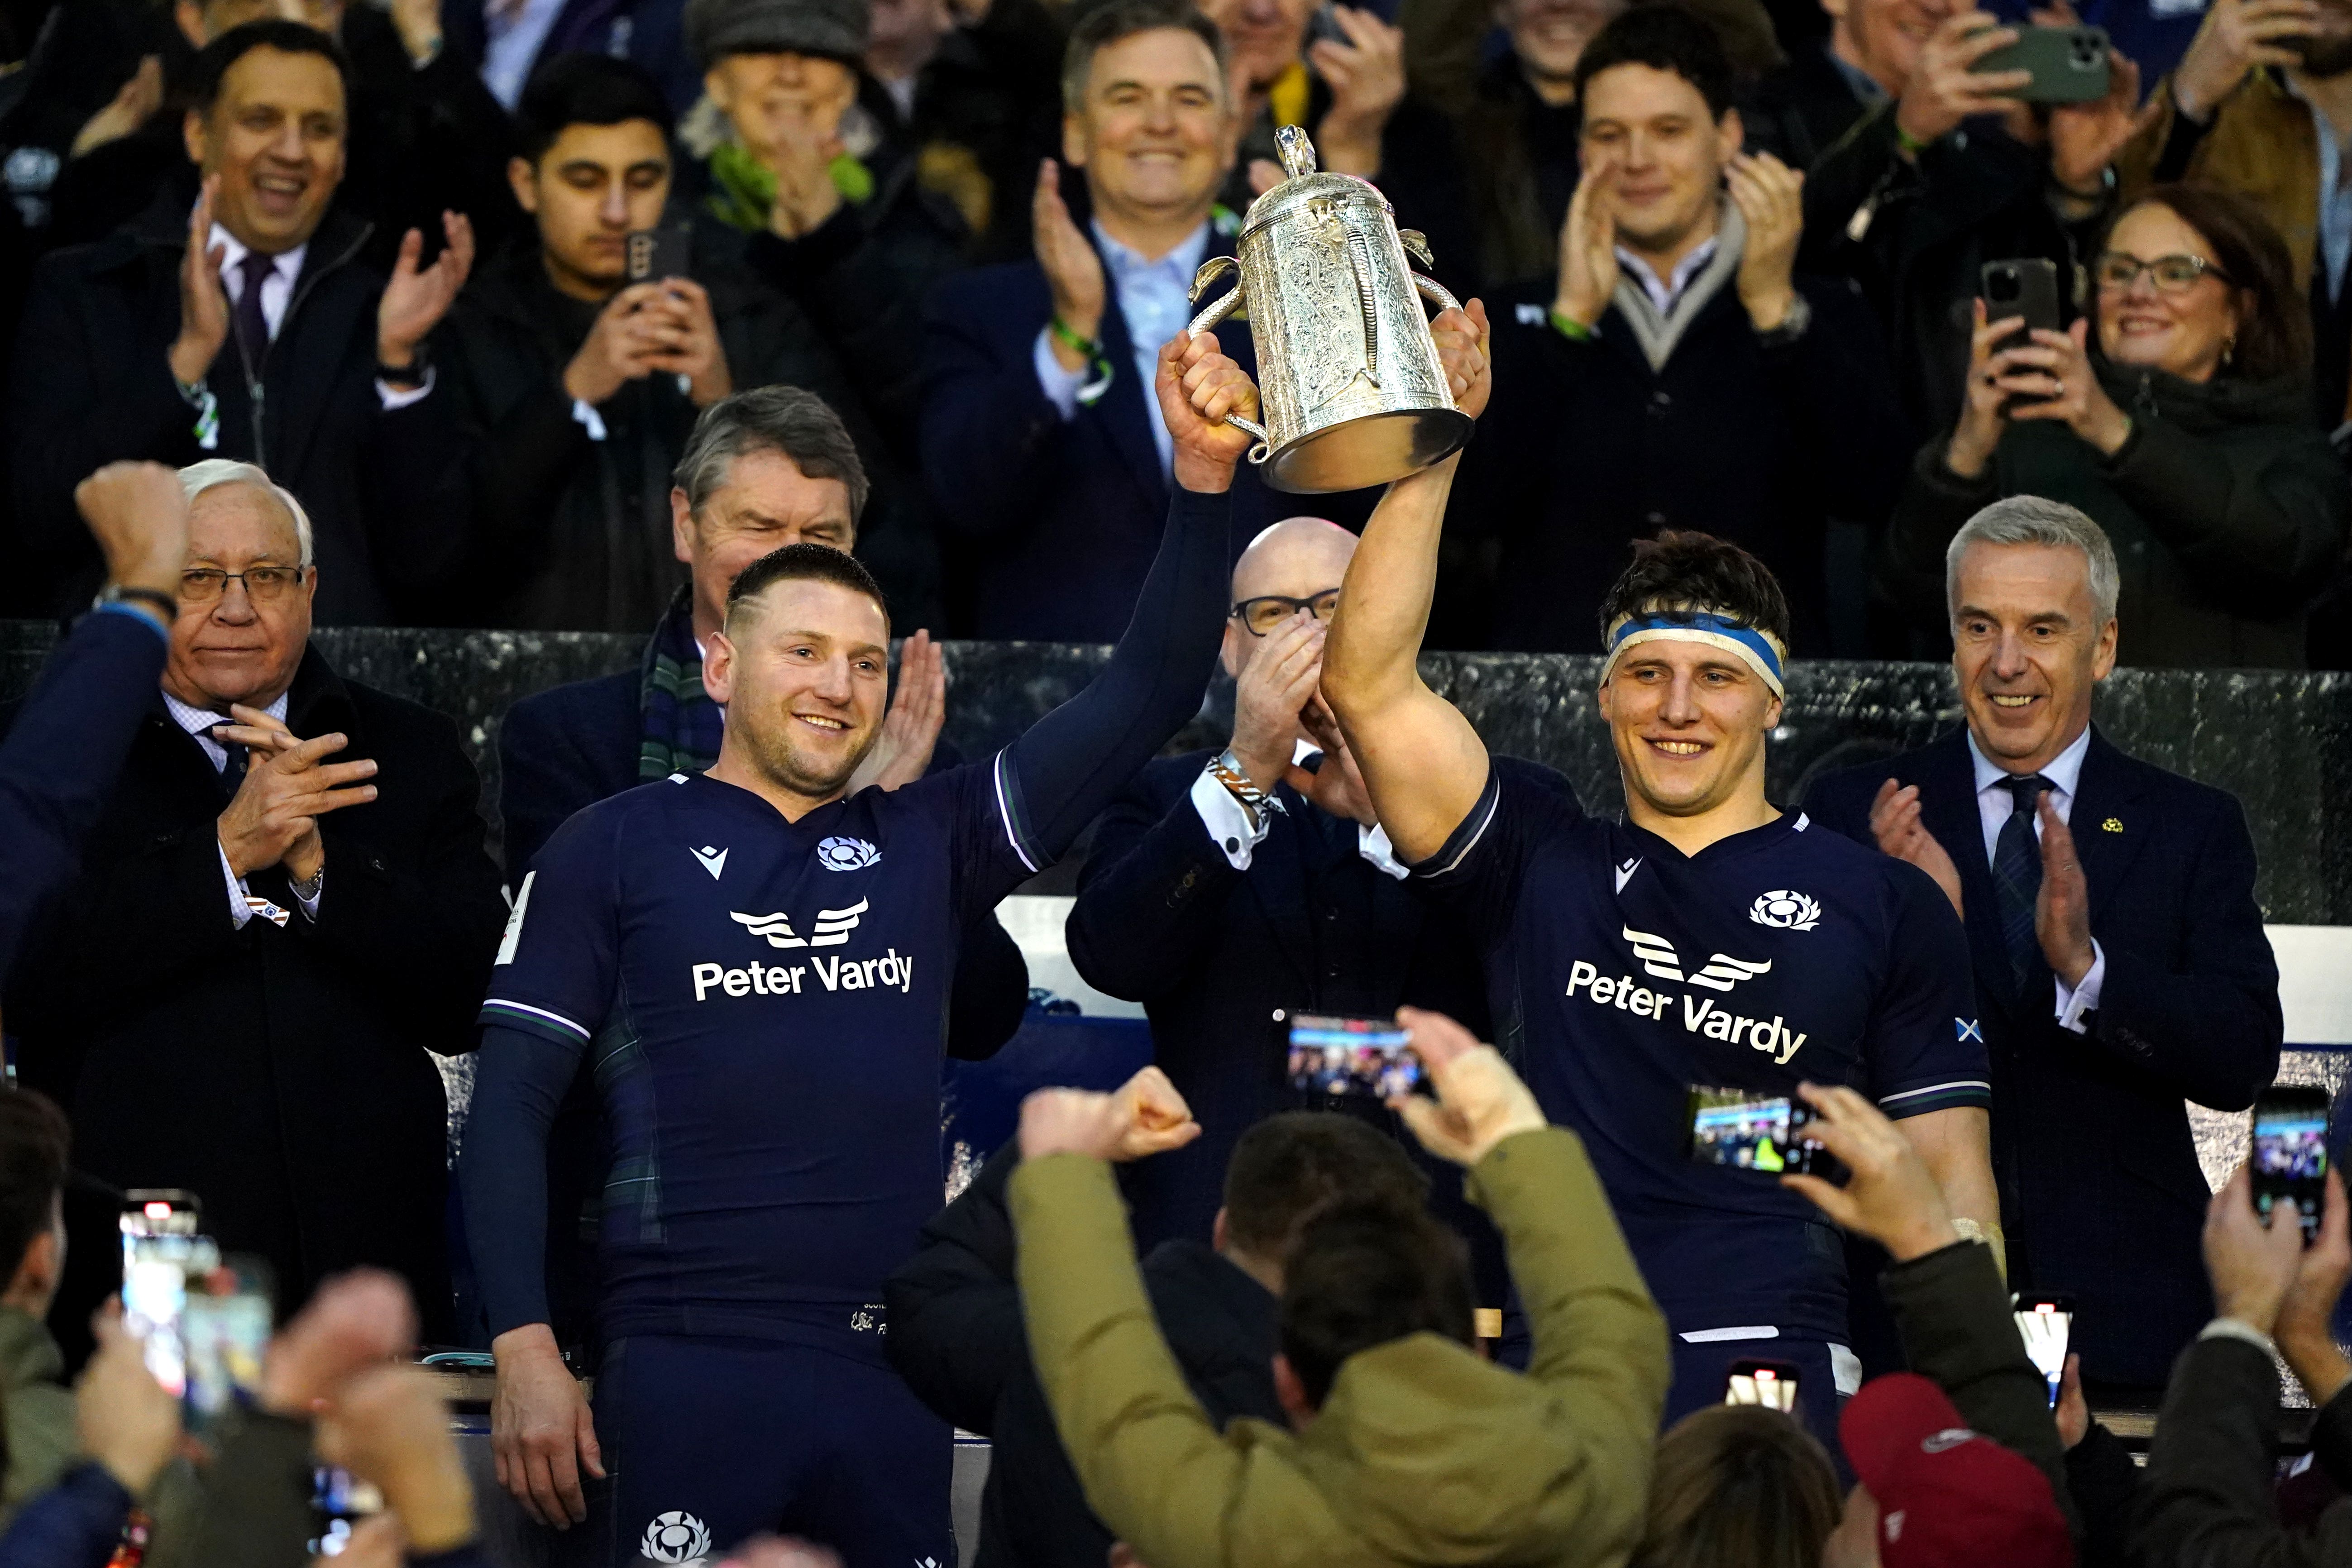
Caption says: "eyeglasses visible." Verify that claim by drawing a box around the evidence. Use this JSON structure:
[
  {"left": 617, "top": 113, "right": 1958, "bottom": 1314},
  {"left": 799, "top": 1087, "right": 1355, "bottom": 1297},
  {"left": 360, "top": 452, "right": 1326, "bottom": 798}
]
[
  {"left": 2093, "top": 251, "right": 2231, "bottom": 294},
  {"left": 1232, "top": 588, "right": 1341, "bottom": 636},
  {"left": 181, "top": 566, "right": 306, "bottom": 604}
]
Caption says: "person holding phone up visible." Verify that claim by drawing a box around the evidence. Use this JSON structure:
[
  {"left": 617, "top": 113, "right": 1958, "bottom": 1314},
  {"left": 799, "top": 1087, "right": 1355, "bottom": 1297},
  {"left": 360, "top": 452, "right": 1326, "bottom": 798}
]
[{"left": 1882, "top": 183, "right": 2350, "bottom": 667}]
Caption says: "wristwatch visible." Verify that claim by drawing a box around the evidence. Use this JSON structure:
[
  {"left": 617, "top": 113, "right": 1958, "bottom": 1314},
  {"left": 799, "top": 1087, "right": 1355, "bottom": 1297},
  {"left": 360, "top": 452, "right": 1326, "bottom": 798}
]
[
  {"left": 377, "top": 344, "right": 431, "bottom": 390},
  {"left": 289, "top": 865, "right": 325, "bottom": 904},
  {"left": 92, "top": 583, "right": 178, "bottom": 623},
  {"left": 1204, "top": 748, "right": 1282, "bottom": 831},
  {"left": 1754, "top": 293, "right": 1812, "bottom": 347}
]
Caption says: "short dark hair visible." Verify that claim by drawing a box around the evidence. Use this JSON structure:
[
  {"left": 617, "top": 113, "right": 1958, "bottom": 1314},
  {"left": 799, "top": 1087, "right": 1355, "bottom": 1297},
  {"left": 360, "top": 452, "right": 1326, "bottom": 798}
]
[
  {"left": 1596, "top": 529, "right": 1792, "bottom": 654},
  {"left": 2104, "top": 184, "right": 2313, "bottom": 382},
  {"left": 190, "top": 20, "right": 350, "bottom": 117},
  {"left": 1573, "top": 5, "right": 1735, "bottom": 120},
  {"left": 1221, "top": 1113, "right": 1429, "bottom": 1259},
  {"left": 0, "top": 1090, "right": 70, "bottom": 1286},
  {"left": 1279, "top": 1201, "right": 1475, "bottom": 1407},
  {"left": 676, "top": 386, "right": 871, "bottom": 527},
  {"left": 726, "top": 541, "right": 889, "bottom": 629},
  {"left": 1062, "top": 0, "right": 1229, "bottom": 113},
  {"left": 516, "top": 52, "right": 675, "bottom": 164}
]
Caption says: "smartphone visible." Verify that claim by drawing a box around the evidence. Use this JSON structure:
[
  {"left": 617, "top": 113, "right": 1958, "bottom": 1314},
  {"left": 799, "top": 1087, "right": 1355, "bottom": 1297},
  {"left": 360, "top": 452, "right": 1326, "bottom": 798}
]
[
  {"left": 2253, "top": 1086, "right": 2331, "bottom": 1244},
  {"left": 2013, "top": 1293, "right": 2074, "bottom": 1410},
  {"left": 308, "top": 1466, "right": 387, "bottom": 1558},
  {"left": 1287, "top": 1013, "right": 1424, "bottom": 1099},
  {"left": 182, "top": 1257, "right": 273, "bottom": 1433},
  {"left": 1306, "top": 2, "right": 1348, "bottom": 47},
  {"left": 1982, "top": 258, "right": 2062, "bottom": 335},
  {"left": 625, "top": 226, "right": 693, "bottom": 286},
  {"left": 1724, "top": 1357, "right": 1802, "bottom": 1411},
  {"left": 1686, "top": 1087, "right": 1845, "bottom": 1181},
  {"left": 119, "top": 1192, "right": 208, "bottom": 1397},
  {"left": 1973, "top": 24, "right": 2112, "bottom": 103}
]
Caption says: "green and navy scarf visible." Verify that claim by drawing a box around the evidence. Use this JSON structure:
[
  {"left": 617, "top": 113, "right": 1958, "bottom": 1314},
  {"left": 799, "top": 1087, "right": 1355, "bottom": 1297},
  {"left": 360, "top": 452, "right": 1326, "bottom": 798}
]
[{"left": 637, "top": 589, "right": 725, "bottom": 780}]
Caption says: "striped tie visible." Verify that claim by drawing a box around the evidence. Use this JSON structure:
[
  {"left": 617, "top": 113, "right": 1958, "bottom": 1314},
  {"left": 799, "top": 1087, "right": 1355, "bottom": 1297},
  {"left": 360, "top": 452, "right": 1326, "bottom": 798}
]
[{"left": 1991, "top": 774, "right": 2054, "bottom": 993}]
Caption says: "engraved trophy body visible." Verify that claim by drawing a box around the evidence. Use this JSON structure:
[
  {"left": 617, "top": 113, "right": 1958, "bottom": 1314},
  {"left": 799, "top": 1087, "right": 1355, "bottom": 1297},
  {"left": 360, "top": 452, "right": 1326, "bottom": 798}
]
[{"left": 1186, "top": 124, "right": 1470, "bottom": 493}]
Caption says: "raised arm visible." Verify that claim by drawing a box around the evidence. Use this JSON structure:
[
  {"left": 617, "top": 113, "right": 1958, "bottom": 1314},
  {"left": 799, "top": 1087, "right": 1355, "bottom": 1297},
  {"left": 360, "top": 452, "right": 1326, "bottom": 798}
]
[
  {"left": 1322, "top": 303, "right": 1494, "bottom": 864},
  {"left": 994, "top": 334, "right": 1255, "bottom": 869}
]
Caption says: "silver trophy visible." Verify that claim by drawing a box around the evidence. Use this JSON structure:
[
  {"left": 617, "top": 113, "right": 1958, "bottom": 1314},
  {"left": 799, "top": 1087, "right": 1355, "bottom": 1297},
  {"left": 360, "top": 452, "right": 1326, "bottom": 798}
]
[{"left": 1186, "top": 124, "right": 1471, "bottom": 494}]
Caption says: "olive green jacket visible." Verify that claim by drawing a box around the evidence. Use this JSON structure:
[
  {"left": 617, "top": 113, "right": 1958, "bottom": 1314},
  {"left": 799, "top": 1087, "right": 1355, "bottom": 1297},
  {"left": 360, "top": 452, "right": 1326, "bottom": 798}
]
[
  {"left": 1010, "top": 1128, "right": 1670, "bottom": 1568},
  {"left": 0, "top": 1305, "right": 78, "bottom": 1533}
]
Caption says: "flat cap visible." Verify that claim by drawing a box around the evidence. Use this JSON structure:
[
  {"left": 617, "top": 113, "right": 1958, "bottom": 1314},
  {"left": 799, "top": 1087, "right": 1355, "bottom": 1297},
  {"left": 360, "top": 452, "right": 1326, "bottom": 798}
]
[{"left": 684, "top": 0, "right": 870, "bottom": 69}]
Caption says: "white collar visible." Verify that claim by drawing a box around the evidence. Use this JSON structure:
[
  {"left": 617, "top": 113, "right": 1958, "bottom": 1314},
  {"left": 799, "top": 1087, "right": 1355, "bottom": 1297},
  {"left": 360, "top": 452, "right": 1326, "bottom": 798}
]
[
  {"left": 1091, "top": 218, "right": 1211, "bottom": 283},
  {"left": 1616, "top": 235, "right": 1720, "bottom": 309},
  {"left": 1966, "top": 722, "right": 2091, "bottom": 798},
  {"left": 206, "top": 220, "right": 307, "bottom": 282},
  {"left": 163, "top": 687, "right": 290, "bottom": 737}
]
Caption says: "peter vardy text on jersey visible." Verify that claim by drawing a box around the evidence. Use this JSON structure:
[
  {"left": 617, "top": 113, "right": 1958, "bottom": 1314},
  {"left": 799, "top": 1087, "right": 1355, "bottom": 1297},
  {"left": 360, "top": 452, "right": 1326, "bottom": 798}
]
[
  {"left": 1564, "top": 956, "right": 1807, "bottom": 1065},
  {"left": 690, "top": 950, "right": 917, "bottom": 1001}
]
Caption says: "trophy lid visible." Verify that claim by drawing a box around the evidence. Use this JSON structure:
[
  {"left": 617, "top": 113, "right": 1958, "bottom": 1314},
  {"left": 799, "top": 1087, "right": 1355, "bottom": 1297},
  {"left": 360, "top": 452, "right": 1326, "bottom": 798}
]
[{"left": 1240, "top": 124, "right": 1393, "bottom": 235}]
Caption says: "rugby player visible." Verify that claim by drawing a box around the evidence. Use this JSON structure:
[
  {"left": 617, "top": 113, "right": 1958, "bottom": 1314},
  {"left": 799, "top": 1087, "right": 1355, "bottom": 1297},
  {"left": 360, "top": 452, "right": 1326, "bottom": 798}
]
[
  {"left": 459, "top": 330, "right": 1260, "bottom": 1565},
  {"left": 1320, "top": 302, "right": 2000, "bottom": 1438}
]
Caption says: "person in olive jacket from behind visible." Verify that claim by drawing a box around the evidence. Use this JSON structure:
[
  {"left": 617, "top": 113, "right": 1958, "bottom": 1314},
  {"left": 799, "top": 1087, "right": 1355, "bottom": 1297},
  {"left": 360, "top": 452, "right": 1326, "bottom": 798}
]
[{"left": 1883, "top": 183, "right": 2350, "bottom": 669}]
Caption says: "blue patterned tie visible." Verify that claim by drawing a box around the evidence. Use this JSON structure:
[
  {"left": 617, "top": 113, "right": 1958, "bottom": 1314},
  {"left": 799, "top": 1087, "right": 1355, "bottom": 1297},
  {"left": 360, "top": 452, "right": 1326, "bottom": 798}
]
[{"left": 1992, "top": 774, "right": 2054, "bottom": 992}]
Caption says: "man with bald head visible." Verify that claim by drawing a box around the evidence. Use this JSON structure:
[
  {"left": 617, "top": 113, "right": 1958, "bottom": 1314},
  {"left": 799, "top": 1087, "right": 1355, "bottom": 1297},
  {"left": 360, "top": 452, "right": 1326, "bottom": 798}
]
[
  {"left": 1068, "top": 516, "right": 1577, "bottom": 1254},
  {"left": 3, "top": 458, "right": 506, "bottom": 1356}
]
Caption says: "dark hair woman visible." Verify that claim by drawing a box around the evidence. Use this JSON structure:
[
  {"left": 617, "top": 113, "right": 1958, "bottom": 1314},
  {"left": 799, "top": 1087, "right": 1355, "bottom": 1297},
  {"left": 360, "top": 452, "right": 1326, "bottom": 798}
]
[{"left": 1880, "top": 184, "right": 2350, "bottom": 668}]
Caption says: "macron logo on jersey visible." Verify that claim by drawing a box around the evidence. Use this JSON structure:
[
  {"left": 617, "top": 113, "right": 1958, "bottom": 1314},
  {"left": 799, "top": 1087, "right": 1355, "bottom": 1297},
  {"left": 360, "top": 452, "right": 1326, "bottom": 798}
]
[
  {"left": 689, "top": 845, "right": 728, "bottom": 880},
  {"left": 729, "top": 899, "right": 869, "bottom": 949}
]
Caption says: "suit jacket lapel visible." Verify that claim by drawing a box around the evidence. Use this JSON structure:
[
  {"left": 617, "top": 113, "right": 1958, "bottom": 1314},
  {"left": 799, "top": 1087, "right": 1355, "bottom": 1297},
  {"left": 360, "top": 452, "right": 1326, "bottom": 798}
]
[
  {"left": 1917, "top": 730, "right": 2016, "bottom": 1020},
  {"left": 267, "top": 218, "right": 372, "bottom": 484},
  {"left": 2067, "top": 727, "right": 2150, "bottom": 928}
]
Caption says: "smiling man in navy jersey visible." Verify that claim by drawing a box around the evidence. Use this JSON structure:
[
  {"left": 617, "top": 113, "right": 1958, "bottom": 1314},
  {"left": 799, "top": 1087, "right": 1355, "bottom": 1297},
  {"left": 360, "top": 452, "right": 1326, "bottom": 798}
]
[
  {"left": 1320, "top": 302, "right": 1999, "bottom": 1443},
  {"left": 459, "top": 328, "right": 1260, "bottom": 1565}
]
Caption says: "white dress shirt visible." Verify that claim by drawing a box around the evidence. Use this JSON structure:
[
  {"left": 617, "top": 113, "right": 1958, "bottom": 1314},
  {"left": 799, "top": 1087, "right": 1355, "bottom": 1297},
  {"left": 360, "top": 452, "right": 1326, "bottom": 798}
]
[
  {"left": 1966, "top": 725, "right": 2103, "bottom": 1031},
  {"left": 1191, "top": 738, "right": 1406, "bottom": 879},
  {"left": 482, "top": 0, "right": 569, "bottom": 109},
  {"left": 164, "top": 689, "right": 323, "bottom": 929},
  {"left": 207, "top": 223, "right": 434, "bottom": 411},
  {"left": 1032, "top": 219, "right": 1213, "bottom": 477}
]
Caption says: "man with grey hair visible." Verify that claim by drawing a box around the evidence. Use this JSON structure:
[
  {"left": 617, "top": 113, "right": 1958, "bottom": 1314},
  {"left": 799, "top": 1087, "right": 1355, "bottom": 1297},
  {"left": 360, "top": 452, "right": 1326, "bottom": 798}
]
[
  {"left": 3, "top": 455, "right": 507, "bottom": 1358},
  {"left": 1804, "top": 494, "right": 2282, "bottom": 1396},
  {"left": 923, "top": 0, "right": 1296, "bottom": 639}
]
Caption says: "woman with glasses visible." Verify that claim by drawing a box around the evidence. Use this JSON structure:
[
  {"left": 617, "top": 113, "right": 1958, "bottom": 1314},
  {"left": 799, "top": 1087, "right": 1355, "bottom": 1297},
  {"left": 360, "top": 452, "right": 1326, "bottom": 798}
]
[{"left": 1882, "top": 183, "right": 2350, "bottom": 668}]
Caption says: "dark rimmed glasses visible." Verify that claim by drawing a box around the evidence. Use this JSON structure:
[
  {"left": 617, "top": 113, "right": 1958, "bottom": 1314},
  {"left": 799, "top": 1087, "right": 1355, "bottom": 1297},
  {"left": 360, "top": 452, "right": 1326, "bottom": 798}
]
[
  {"left": 181, "top": 565, "right": 307, "bottom": 604},
  {"left": 1231, "top": 588, "right": 1342, "bottom": 636}
]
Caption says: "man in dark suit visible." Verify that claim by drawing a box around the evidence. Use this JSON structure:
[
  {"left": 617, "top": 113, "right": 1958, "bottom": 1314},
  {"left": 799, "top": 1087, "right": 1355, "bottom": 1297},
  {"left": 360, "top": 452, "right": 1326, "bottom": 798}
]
[
  {"left": 2, "top": 458, "right": 509, "bottom": 1356},
  {"left": 1803, "top": 495, "right": 2281, "bottom": 1394},
  {"left": 921, "top": 0, "right": 1281, "bottom": 641},
  {"left": 7, "top": 22, "right": 475, "bottom": 625},
  {"left": 1066, "top": 513, "right": 1570, "bottom": 1257}
]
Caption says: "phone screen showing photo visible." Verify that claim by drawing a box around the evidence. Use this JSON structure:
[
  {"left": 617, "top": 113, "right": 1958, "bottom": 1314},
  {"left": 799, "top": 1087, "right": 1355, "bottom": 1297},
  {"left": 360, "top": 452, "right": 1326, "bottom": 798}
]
[
  {"left": 1287, "top": 1014, "right": 1423, "bottom": 1099},
  {"left": 2253, "top": 1093, "right": 2330, "bottom": 1243},
  {"left": 1724, "top": 1358, "right": 1801, "bottom": 1412},
  {"left": 2013, "top": 1295, "right": 2073, "bottom": 1410}
]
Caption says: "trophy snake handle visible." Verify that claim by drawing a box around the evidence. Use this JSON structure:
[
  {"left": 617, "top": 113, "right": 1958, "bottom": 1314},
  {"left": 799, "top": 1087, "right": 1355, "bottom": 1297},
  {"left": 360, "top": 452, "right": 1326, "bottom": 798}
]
[
  {"left": 1411, "top": 272, "right": 1463, "bottom": 315},
  {"left": 1186, "top": 285, "right": 1243, "bottom": 337},
  {"left": 1346, "top": 229, "right": 1382, "bottom": 386}
]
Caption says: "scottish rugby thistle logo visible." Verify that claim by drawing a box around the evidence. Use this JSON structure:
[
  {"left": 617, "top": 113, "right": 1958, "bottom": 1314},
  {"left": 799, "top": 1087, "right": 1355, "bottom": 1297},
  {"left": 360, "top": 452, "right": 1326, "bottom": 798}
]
[
  {"left": 816, "top": 836, "right": 880, "bottom": 871},
  {"left": 640, "top": 1511, "right": 712, "bottom": 1564},
  {"left": 1749, "top": 889, "right": 1821, "bottom": 931}
]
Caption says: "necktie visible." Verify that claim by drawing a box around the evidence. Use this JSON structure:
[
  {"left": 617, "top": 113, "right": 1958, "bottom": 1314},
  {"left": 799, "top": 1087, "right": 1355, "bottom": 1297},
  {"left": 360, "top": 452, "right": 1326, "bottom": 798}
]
[
  {"left": 232, "top": 249, "right": 276, "bottom": 367},
  {"left": 1991, "top": 774, "right": 2054, "bottom": 993},
  {"left": 206, "top": 721, "right": 249, "bottom": 799}
]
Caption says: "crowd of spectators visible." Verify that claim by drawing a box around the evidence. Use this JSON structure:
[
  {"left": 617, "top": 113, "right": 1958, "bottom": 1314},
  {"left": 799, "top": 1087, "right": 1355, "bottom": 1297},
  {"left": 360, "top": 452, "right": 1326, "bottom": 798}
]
[
  {"left": 0, "top": 0, "right": 2349, "bottom": 1558},
  {"left": 0, "top": 0, "right": 2342, "bottom": 660}
]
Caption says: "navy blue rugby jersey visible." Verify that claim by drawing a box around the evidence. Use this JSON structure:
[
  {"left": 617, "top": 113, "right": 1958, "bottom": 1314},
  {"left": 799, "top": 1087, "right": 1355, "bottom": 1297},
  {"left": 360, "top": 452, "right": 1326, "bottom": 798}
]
[
  {"left": 1416, "top": 767, "right": 1988, "bottom": 1341},
  {"left": 478, "top": 762, "right": 1037, "bottom": 1345}
]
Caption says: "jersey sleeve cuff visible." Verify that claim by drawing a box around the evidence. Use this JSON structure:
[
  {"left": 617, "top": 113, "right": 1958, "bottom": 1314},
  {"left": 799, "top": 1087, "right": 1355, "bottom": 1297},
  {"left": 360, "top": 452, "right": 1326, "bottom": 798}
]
[
  {"left": 990, "top": 747, "right": 1044, "bottom": 875},
  {"left": 479, "top": 999, "right": 592, "bottom": 1046},
  {"left": 1876, "top": 1079, "right": 1993, "bottom": 1118},
  {"left": 1410, "top": 767, "right": 1503, "bottom": 881}
]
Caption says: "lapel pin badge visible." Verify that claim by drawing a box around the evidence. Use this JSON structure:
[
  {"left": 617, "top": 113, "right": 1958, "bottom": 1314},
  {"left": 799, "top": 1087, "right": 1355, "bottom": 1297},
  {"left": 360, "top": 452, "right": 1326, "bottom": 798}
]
[{"left": 2101, "top": 817, "right": 2123, "bottom": 832}]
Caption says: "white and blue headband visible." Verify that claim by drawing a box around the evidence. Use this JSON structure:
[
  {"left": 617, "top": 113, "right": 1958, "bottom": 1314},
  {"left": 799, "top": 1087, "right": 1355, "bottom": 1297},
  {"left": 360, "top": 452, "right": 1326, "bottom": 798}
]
[{"left": 1600, "top": 608, "right": 1788, "bottom": 698}]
